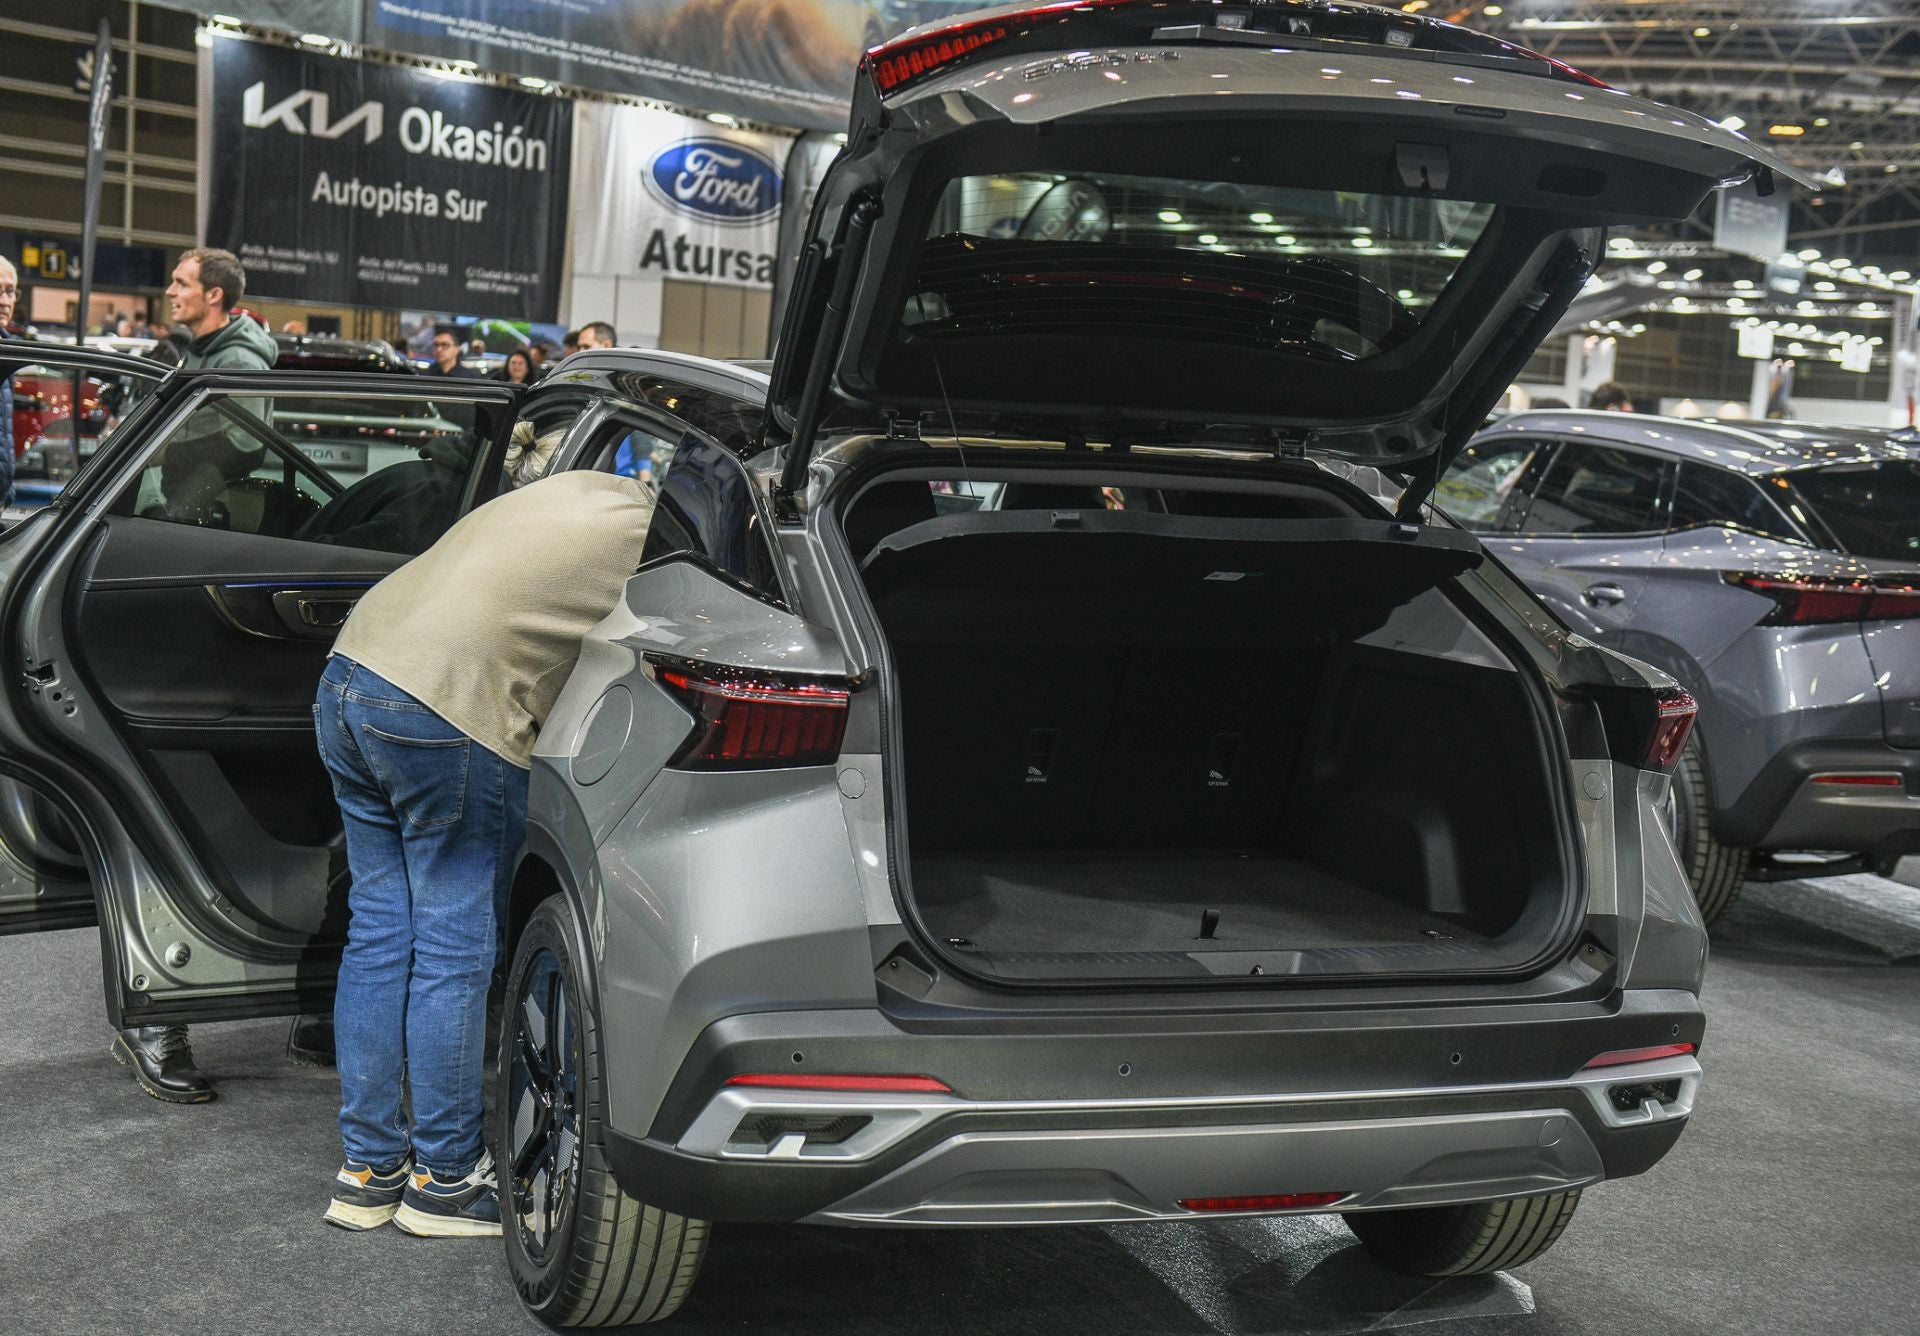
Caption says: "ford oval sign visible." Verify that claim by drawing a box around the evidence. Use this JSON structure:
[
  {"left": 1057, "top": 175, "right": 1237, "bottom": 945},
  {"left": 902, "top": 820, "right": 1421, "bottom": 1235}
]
[{"left": 646, "top": 139, "right": 782, "bottom": 225}]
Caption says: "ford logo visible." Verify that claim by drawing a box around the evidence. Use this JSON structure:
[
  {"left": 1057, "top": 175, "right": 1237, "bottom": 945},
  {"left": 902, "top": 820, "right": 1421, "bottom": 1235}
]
[{"left": 646, "top": 139, "right": 782, "bottom": 225}]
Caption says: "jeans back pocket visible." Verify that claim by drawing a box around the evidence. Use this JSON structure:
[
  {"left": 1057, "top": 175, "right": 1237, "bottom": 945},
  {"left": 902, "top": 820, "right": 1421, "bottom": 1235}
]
[{"left": 358, "top": 721, "right": 471, "bottom": 829}]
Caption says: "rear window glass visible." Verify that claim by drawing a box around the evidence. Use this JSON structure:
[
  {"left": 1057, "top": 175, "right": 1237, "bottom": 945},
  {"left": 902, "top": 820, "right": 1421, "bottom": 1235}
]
[
  {"left": 903, "top": 173, "right": 1493, "bottom": 362},
  {"left": 1670, "top": 462, "right": 1804, "bottom": 544},
  {"left": 1516, "top": 443, "right": 1670, "bottom": 536},
  {"left": 1788, "top": 462, "right": 1920, "bottom": 562}
]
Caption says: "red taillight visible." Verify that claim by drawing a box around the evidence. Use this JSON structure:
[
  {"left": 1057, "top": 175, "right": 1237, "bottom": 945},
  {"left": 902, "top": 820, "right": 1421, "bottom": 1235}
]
[
  {"left": 1580, "top": 1042, "right": 1696, "bottom": 1071},
  {"left": 651, "top": 659, "right": 850, "bottom": 770},
  {"left": 1728, "top": 572, "right": 1920, "bottom": 625},
  {"left": 1178, "top": 1192, "right": 1349, "bottom": 1213},
  {"left": 1646, "top": 688, "right": 1698, "bottom": 771},
  {"left": 1810, "top": 773, "right": 1904, "bottom": 787},
  {"left": 724, "top": 1073, "right": 953, "bottom": 1094}
]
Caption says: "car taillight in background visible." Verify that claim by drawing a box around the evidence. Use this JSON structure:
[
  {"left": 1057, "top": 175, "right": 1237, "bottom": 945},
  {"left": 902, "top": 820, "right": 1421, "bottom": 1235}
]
[
  {"left": 1726, "top": 572, "right": 1920, "bottom": 625},
  {"left": 649, "top": 656, "right": 851, "bottom": 770},
  {"left": 1586, "top": 684, "right": 1697, "bottom": 773},
  {"left": 858, "top": 0, "right": 1608, "bottom": 101}
]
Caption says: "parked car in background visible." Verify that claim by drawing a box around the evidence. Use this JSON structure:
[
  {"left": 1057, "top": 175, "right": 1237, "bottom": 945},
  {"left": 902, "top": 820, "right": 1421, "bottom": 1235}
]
[
  {"left": 1442, "top": 410, "right": 1920, "bottom": 922},
  {"left": 272, "top": 333, "right": 413, "bottom": 374}
]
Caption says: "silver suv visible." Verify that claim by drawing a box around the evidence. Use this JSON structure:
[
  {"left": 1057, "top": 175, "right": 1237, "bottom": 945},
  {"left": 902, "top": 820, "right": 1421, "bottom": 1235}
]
[
  {"left": 0, "top": 2, "right": 1801, "bottom": 1327},
  {"left": 1447, "top": 411, "right": 1920, "bottom": 923}
]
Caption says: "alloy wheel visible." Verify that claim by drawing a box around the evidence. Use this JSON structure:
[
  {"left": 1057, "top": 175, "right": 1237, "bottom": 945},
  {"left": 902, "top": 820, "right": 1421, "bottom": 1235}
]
[{"left": 508, "top": 948, "right": 581, "bottom": 1262}]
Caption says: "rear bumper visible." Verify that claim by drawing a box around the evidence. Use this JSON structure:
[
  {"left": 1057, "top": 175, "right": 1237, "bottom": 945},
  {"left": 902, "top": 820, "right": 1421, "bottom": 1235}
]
[
  {"left": 604, "top": 992, "right": 1702, "bottom": 1226},
  {"left": 1719, "top": 739, "right": 1920, "bottom": 855}
]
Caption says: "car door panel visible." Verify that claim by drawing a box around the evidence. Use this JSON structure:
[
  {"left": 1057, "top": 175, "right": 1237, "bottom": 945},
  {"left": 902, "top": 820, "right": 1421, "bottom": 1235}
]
[{"left": 0, "top": 366, "right": 519, "bottom": 1021}]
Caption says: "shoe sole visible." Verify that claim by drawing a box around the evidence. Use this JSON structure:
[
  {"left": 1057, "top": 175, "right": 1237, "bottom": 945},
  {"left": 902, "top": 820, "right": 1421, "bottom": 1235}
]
[
  {"left": 109, "top": 1036, "right": 215, "bottom": 1105},
  {"left": 324, "top": 1198, "right": 401, "bottom": 1231},
  {"left": 392, "top": 1203, "right": 503, "bottom": 1238}
]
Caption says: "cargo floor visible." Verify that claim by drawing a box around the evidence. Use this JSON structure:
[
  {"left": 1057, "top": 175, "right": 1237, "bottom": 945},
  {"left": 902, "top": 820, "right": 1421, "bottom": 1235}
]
[{"left": 911, "top": 851, "right": 1482, "bottom": 955}]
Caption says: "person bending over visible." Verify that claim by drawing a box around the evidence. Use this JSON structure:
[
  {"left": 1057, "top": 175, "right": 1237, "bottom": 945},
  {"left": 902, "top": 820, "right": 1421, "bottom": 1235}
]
[{"left": 315, "top": 469, "right": 653, "bottom": 1237}]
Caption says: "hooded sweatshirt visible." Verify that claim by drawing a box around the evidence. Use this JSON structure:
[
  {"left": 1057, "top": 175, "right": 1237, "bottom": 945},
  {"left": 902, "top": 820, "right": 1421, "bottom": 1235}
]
[{"left": 182, "top": 313, "right": 277, "bottom": 371}]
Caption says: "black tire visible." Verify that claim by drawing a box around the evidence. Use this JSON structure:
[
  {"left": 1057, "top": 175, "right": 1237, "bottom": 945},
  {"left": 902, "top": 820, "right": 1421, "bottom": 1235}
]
[
  {"left": 499, "top": 896, "right": 707, "bottom": 1327},
  {"left": 1669, "top": 736, "right": 1749, "bottom": 927},
  {"left": 1344, "top": 1190, "right": 1581, "bottom": 1276}
]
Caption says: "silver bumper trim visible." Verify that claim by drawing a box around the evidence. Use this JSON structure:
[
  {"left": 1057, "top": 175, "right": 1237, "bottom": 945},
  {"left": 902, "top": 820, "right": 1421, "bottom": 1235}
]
[{"left": 677, "top": 1056, "right": 1702, "bottom": 1166}]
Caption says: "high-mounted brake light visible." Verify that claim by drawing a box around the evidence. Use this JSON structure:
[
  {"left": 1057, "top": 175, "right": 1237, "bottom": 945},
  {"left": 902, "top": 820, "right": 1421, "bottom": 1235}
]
[
  {"left": 724, "top": 1073, "right": 953, "bottom": 1094},
  {"left": 650, "top": 657, "right": 850, "bottom": 770},
  {"left": 857, "top": 0, "right": 1609, "bottom": 101},
  {"left": 1178, "top": 1192, "right": 1349, "bottom": 1213},
  {"left": 1728, "top": 572, "right": 1920, "bottom": 626},
  {"left": 1581, "top": 1042, "right": 1695, "bottom": 1071}
]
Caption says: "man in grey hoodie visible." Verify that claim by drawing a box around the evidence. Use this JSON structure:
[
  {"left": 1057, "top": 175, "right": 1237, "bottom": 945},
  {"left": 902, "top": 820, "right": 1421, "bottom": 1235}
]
[
  {"left": 151, "top": 247, "right": 278, "bottom": 524},
  {"left": 110, "top": 248, "right": 289, "bottom": 1105}
]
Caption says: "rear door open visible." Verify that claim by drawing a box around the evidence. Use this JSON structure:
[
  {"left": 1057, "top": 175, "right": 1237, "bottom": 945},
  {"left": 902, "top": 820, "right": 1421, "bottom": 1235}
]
[{"left": 767, "top": 0, "right": 1816, "bottom": 497}]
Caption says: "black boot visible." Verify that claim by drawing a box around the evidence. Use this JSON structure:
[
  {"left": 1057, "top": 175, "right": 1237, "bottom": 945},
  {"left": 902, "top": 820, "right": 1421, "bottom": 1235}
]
[
  {"left": 287, "top": 1012, "right": 336, "bottom": 1067},
  {"left": 111, "top": 1024, "right": 214, "bottom": 1104}
]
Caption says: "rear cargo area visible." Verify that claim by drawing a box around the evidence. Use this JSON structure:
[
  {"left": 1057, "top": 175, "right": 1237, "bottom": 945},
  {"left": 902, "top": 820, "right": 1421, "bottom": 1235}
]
[{"left": 855, "top": 498, "right": 1574, "bottom": 982}]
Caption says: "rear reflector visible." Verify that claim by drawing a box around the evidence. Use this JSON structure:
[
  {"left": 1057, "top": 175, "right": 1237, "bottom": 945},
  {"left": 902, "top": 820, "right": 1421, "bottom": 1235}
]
[
  {"left": 1728, "top": 572, "right": 1920, "bottom": 625},
  {"left": 649, "top": 656, "right": 850, "bottom": 770},
  {"left": 1179, "top": 1192, "right": 1349, "bottom": 1213},
  {"left": 1581, "top": 1042, "right": 1696, "bottom": 1070},
  {"left": 1810, "top": 773, "right": 1904, "bottom": 787},
  {"left": 724, "top": 1073, "right": 953, "bottom": 1094}
]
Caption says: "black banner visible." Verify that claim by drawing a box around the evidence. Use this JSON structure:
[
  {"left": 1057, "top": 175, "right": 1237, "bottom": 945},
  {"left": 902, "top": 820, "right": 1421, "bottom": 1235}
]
[{"left": 207, "top": 36, "right": 572, "bottom": 318}]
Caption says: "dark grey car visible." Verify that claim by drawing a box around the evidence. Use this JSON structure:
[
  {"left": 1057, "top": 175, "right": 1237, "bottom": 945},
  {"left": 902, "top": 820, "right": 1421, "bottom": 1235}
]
[{"left": 1444, "top": 411, "right": 1920, "bottom": 921}]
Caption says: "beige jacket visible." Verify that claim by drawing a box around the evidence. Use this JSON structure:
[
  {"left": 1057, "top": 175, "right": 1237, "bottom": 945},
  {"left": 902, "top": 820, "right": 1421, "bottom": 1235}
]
[{"left": 332, "top": 471, "right": 655, "bottom": 767}]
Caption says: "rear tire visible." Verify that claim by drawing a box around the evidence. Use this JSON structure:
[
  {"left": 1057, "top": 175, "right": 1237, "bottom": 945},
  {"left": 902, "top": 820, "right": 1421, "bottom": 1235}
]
[
  {"left": 1669, "top": 738, "right": 1748, "bottom": 926},
  {"left": 1343, "top": 1190, "right": 1581, "bottom": 1276},
  {"left": 499, "top": 896, "right": 707, "bottom": 1326}
]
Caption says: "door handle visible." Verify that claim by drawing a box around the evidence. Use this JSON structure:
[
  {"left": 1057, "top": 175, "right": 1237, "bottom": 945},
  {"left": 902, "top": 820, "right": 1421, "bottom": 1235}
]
[
  {"left": 1581, "top": 583, "right": 1628, "bottom": 608},
  {"left": 296, "top": 598, "right": 355, "bottom": 629}
]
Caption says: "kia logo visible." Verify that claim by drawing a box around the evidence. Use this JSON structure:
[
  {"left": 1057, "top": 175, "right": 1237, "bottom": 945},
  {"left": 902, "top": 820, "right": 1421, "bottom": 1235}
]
[{"left": 646, "top": 139, "right": 781, "bottom": 225}]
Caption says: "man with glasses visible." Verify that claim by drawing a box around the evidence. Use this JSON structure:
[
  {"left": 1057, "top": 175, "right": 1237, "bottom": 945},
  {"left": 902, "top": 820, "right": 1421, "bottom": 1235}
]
[{"left": 424, "top": 327, "right": 480, "bottom": 380}]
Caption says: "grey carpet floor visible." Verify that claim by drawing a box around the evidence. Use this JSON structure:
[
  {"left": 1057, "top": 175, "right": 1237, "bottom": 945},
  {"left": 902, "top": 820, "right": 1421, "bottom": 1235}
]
[
  {"left": 1, "top": 866, "right": 1916, "bottom": 1335},
  {"left": 913, "top": 852, "right": 1477, "bottom": 954}
]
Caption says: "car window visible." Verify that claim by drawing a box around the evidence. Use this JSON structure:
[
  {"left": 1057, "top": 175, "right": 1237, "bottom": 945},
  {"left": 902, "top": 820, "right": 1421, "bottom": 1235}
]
[
  {"left": 1786, "top": 461, "right": 1920, "bottom": 562},
  {"left": 602, "top": 371, "right": 763, "bottom": 457},
  {"left": 1436, "top": 437, "right": 1548, "bottom": 532},
  {"left": 1669, "top": 463, "right": 1805, "bottom": 544},
  {"left": 9, "top": 360, "right": 165, "bottom": 508},
  {"left": 639, "top": 430, "right": 785, "bottom": 607},
  {"left": 1515, "top": 443, "right": 1671, "bottom": 536},
  {"left": 112, "top": 390, "right": 503, "bottom": 557}
]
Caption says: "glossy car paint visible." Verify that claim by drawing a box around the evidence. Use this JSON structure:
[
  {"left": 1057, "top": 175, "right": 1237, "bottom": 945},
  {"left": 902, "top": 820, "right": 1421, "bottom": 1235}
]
[{"left": 1466, "top": 409, "right": 1920, "bottom": 853}]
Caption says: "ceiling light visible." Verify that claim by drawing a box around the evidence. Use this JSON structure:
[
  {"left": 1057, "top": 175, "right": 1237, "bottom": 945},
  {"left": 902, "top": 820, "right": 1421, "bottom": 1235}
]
[
  {"left": 1351, "top": 236, "right": 1374, "bottom": 248},
  {"left": 1849, "top": 141, "right": 1865, "bottom": 151},
  {"left": 1608, "top": 237, "right": 1635, "bottom": 251},
  {"left": 1682, "top": 268, "right": 1704, "bottom": 282},
  {"left": 1813, "top": 117, "right": 1830, "bottom": 128},
  {"left": 1397, "top": 288, "right": 1416, "bottom": 300},
  {"left": 1646, "top": 261, "right": 1668, "bottom": 275},
  {"left": 1158, "top": 210, "right": 1183, "bottom": 224},
  {"left": 1859, "top": 302, "right": 1878, "bottom": 313},
  {"left": 1717, "top": 115, "right": 1746, "bottom": 133},
  {"left": 1815, "top": 281, "right": 1836, "bottom": 291},
  {"left": 299, "top": 32, "right": 333, "bottom": 46},
  {"left": 1886, "top": 164, "right": 1901, "bottom": 174},
  {"left": 1734, "top": 279, "right": 1754, "bottom": 290},
  {"left": 1768, "top": 124, "right": 1806, "bottom": 138},
  {"left": 1692, "top": 27, "right": 1710, "bottom": 38},
  {"left": 212, "top": 12, "right": 242, "bottom": 22},
  {"left": 518, "top": 76, "right": 549, "bottom": 89},
  {"left": 1891, "top": 271, "right": 1912, "bottom": 283},
  {"left": 706, "top": 112, "right": 738, "bottom": 126},
  {"left": 1832, "top": 257, "right": 1853, "bottom": 268},
  {"left": 1197, "top": 234, "right": 1218, "bottom": 245},
  {"left": 1483, "top": 4, "right": 1503, "bottom": 14},
  {"left": 1273, "top": 234, "right": 1297, "bottom": 246},
  {"left": 1797, "top": 248, "right": 1821, "bottom": 261},
  {"left": 1728, "top": 298, "right": 1746, "bottom": 309},
  {"left": 1249, "top": 211, "right": 1274, "bottom": 224}
]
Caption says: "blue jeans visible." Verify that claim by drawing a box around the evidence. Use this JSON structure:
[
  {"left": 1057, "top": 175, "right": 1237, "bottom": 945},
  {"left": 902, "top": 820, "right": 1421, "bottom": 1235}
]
[{"left": 314, "top": 656, "right": 529, "bottom": 1176}]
